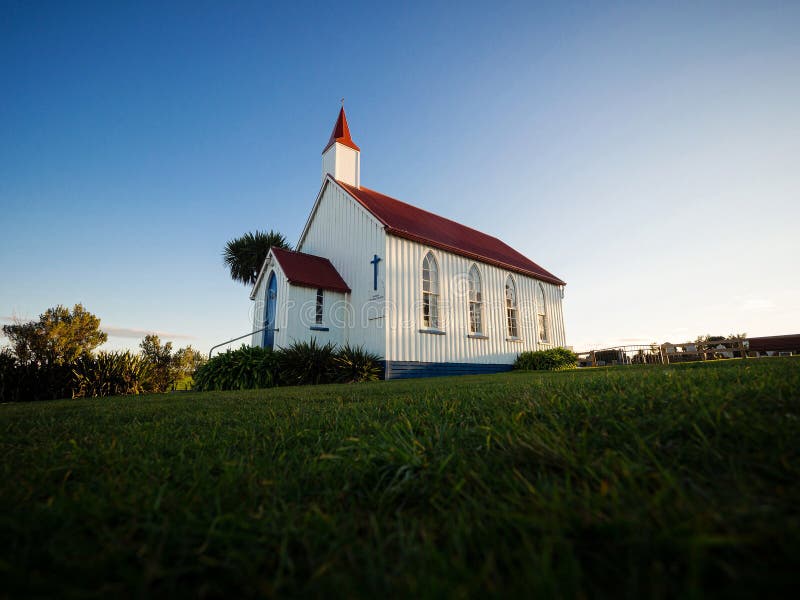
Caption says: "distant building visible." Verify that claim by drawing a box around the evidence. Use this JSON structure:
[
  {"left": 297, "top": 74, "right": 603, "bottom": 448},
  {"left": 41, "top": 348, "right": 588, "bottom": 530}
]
[{"left": 748, "top": 334, "right": 800, "bottom": 356}]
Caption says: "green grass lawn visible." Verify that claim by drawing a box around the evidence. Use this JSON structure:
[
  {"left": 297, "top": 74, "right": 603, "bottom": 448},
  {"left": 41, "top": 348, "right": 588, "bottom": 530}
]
[{"left": 2, "top": 359, "right": 799, "bottom": 598}]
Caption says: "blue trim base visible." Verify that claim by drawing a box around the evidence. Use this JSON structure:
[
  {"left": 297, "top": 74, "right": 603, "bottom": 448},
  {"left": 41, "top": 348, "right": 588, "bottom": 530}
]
[{"left": 384, "top": 360, "right": 513, "bottom": 380}]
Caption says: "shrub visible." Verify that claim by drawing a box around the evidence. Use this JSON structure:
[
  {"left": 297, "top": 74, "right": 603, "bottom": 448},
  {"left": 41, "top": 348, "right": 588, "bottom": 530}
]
[
  {"left": 1, "top": 350, "right": 151, "bottom": 401},
  {"left": 192, "top": 342, "right": 383, "bottom": 392},
  {"left": 192, "top": 346, "right": 277, "bottom": 391},
  {"left": 0, "top": 350, "right": 74, "bottom": 402},
  {"left": 330, "top": 344, "right": 383, "bottom": 383},
  {"left": 72, "top": 352, "right": 151, "bottom": 398},
  {"left": 277, "top": 339, "right": 337, "bottom": 386},
  {"left": 514, "top": 348, "right": 578, "bottom": 371},
  {"left": 0, "top": 350, "right": 23, "bottom": 402}
]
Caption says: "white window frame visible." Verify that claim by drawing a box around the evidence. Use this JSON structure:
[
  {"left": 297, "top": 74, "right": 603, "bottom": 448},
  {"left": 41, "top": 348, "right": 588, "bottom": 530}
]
[
  {"left": 505, "top": 275, "right": 519, "bottom": 339},
  {"left": 421, "top": 251, "right": 440, "bottom": 330},
  {"left": 315, "top": 288, "right": 324, "bottom": 325},
  {"left": 468, "top": 264, "right": 483, "bottom": 335},
  {"left": 537, "top": 283, "right": 548, "bottom": 343}
]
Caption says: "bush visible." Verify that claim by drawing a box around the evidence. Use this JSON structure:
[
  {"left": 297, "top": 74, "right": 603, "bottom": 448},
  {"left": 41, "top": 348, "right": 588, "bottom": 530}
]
[
  {"left": 193, "top": 346, "right": 278, "bottom": 391},
  {"left": 0, "top": 351, "right": 14, "bottom": 400},
  {"left": 0, "top": 350, "right": 74, "bottom": 402},
  {"left": 1, "top": 350, "right": 149, "bottom": 402},
  {"left": 277, "top": 339, "right": 337, "bottom": 386},
  {"left": 330, "top": 344, "right": 383, "bottom": 383},
  {"left": 514, "top": 348, "right": 578, "bottom": 371},
  {"left": 72, "top": 352, "right": 151, "bottom": 398},
  {"left": 191, "top": 342, "right": 385, "bottom": 392}
]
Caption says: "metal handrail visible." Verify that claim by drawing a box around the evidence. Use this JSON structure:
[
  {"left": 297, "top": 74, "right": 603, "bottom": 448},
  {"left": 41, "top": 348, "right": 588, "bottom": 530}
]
[{"left": 208, "top": 325, "right": 279, "bottom": 358}]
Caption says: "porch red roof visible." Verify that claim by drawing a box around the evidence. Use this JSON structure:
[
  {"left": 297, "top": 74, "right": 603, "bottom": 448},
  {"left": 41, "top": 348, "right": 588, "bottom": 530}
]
[
  {"left": 271, "top": 247, "right": 351, "bottom": 294},
  {"left": 335, "top": 180, "right": 566, "bottom": 286}
]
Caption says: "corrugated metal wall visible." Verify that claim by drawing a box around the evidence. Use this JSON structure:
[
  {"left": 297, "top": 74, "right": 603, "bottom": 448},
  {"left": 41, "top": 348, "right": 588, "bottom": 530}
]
[
  {"left": 280, "top": 285, "right": 347, "bottom": 348},
  {"left": 322, "top": 143, "right": 359, "bottom": 187},
  {"left": 384, "top": 235, "right": 566, "bottom": 364},
  {"left": 298, "top": 182, "right": 387, "bottom": 357}
]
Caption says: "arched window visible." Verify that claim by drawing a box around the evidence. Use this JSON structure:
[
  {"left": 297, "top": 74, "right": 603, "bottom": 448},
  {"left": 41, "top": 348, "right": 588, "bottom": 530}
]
[
  {"left": 468, "top": 264, "right": 483, "bottom": 334},
  {"left": 536, "top": 283, "right": 548, "bottom": 343},
  {"left": 505, "top": 275, "right": 518, "bottom": 338},
  {"left": 422, "top": 252, "right": 440, "bottom": 329},
  {"left": 263, "top": 272, "right": 277, "bottom": 350}
]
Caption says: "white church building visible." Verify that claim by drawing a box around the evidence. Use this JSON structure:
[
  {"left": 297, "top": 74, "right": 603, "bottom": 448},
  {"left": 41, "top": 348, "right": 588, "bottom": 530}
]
[{"left": 250, "top": 108, "right": 567, "bottom": 379}]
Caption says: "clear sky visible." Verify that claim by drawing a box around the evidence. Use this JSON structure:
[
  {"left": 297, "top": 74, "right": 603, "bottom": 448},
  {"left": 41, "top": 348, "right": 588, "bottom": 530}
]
[{"left": 2, "top": 0, "right": 798, "bottom": 354}]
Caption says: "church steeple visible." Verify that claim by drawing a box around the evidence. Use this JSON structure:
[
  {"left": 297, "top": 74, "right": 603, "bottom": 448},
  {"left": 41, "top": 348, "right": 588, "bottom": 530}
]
[
  {"left": 322, "top": 106, "right": 360, "bottom": 187},
  {"left": 323, "top": 107, "right": 360, "bottom": 153}
]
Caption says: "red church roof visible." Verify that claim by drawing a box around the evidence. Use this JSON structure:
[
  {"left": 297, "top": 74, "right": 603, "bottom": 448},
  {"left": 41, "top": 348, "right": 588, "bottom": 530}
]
[
  {"left": 322, "top": 107, "right": 360, "bottom": 154},
  {"left": 335, "top": 179, "right": 566, "bottom": 286},
  {"left": 271, "top": 246, "right": 351, "bottom": 293}
]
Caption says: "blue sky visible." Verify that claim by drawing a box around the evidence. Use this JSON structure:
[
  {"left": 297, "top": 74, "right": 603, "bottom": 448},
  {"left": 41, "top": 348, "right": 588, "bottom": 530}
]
[{"left": 1, "top": 0, "right": 798, "bottom": 353}]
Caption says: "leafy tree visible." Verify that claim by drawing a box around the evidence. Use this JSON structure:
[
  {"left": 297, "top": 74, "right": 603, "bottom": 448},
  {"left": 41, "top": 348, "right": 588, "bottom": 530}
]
[
  {"left": 139, "top": 335, "right": 205, "bottom": 392},
  {"left": 695, "top": 333, "right": 747, "bottom": 343},
  {"left": 695, "top": 334, "right": 727, "bottom": 343},
  {"left": 2, "top": 321, "right": 46, "bottom": 365},
  {"left": 139, "top": 334, "right": 176, "bottom": 392},
  {"left": 2, "top": 304, "right": 107, "bottom": 365},
  {"left": 223, "top": 230, "right": 290, "bottom": 286},
  {"left": 173, "top": 345, "right": 205, "bottom": 380}
]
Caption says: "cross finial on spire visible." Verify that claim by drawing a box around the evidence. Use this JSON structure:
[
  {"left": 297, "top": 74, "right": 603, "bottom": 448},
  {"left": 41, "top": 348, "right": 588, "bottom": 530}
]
[{"left": 340, "top": 97, "right": 344, "bottom": 108}]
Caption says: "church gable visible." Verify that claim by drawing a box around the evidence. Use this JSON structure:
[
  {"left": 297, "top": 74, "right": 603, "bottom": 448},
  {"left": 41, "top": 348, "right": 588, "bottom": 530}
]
[
  {"left": 297, "top": 177, "right": 384, "bottom": 253},
  {"left": 295, "top": 176, "right": 388, "bottom": 357}
]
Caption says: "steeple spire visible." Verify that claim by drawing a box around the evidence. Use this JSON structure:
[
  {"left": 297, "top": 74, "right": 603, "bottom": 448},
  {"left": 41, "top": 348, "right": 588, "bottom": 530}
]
[
  {"left": 323, "top": 106, "right": 360, "bottom": 154},
  {"left": 321, "top": 106, "right": 361, "bottom": 187}
]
